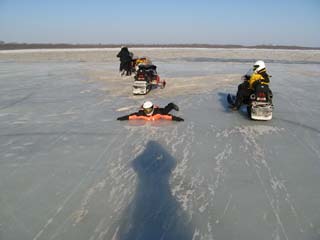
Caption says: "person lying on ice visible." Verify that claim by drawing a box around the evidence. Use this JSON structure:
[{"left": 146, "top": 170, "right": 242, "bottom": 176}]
[
  {"left": 230, "top": 60, "right": 272, "bottom": 110},
  {"left": 117, "top": 101, "right": 184, "bottom": 121}
]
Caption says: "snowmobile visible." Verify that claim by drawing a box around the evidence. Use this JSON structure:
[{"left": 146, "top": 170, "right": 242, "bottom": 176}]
[
  {"left": 228, "top": 83, "right": 273, "bottom": 120},
  {"left": 132, "top": 64, "right": 166, "bottom": 95}
]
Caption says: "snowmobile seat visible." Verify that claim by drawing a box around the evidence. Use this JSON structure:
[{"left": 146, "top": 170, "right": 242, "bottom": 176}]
[
  {"left": 138, "top": 64, "right": 157, "bottom": 71},
  {"left": 254, "top": 83, "right": 272, "bottom": 102},
  {"left": 255, "top": 83, "right": 269, "bottom": 93}
]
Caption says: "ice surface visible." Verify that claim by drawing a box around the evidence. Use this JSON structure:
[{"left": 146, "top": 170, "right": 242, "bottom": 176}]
[{"left": 0, "top": 49, "right": 320, "bottom": 240}]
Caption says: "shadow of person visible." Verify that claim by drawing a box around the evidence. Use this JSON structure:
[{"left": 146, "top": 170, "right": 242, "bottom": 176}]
[
  {"left": 218, "top": 92, "right": 233, "bottom": 112},
  {"left": 117, "top": 141, "right": 194, "bottom": 240}
]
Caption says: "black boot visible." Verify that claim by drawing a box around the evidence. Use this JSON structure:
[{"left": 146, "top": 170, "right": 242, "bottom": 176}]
[
  {"left": 230, "top": 98, "right": 241, "bottom": 111},
  {"left": 171, "top": 103, "right": 179, "bottom": 111}
]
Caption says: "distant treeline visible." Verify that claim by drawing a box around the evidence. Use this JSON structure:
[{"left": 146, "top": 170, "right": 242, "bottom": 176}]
[{"left": 1, "top": 42, "right": 319, "bottom": 50}]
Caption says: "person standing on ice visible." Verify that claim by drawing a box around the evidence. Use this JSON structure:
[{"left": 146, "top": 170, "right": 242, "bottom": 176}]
[
  {"left": 117, "top": 101, "right": 184, "bottom": 121},
  {"left": 230, "top": 60, "right": 272, "bottom": 110},
  {"left": 116, "top": 46, "right": 133, "bottom": 76}
]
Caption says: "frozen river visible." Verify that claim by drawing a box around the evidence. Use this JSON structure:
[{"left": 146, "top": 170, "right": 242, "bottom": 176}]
[{"left": 0, "top": 48, "right": 320, "bottom": 240}]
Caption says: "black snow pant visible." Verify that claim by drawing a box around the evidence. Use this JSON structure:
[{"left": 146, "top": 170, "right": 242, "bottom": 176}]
[
  {"left": 155, "top": 103, "right": 179, "bottom": 115},
  {"left": 234, "top": 82, "right": 253, "bottom": 109},
  {"left": 120, "top": 61, "right": 132, "bottom": 76},
  {"left": 162, "top": 103, "right": 176, "bottom": 114}
]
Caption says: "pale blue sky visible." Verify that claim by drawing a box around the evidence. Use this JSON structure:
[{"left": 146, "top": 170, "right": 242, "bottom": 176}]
[{"left": 0, "top": 0, "right": 319, "bottom": 47}]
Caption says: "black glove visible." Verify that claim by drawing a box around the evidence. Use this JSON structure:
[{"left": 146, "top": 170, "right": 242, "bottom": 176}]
[
  {"left": 117, "top": 116, "right": 128, "bottom": 121},
  {"left": 241, "top": 75, "right": 250, "bottom": 81},
  {"left": 172, "top": 116, "right": 184, "bottom": 122}
]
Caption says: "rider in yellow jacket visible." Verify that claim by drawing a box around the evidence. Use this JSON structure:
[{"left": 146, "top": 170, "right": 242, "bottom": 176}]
[
  {"left": 248, "top": 65, "right": 270, "bottom": 90},
  {"left": 231, "top": 60, "right": 271, "bottom": 110}
]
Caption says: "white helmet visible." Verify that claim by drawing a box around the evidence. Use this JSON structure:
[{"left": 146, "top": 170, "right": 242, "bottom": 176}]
[
  {"left": 142, "top": 101, "right": 154, "bottom": 116},
  {"left": 253, "top": 60, "right": 266, "bottom": 73}
]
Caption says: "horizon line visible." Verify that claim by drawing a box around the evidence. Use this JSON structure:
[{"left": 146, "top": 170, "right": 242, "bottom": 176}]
[{"left": 1, "top": 42, "right": 320, "bottom": 50}]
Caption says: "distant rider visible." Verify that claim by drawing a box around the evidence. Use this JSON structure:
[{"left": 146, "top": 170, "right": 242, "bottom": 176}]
[
  {"left": 230, "top": 60, "right": 272, "bottom": 110},
  {"left": 116, "top": 46, "right": 133, "bottom": 76},
  {"left": 117, "top": 101, "right": 184, "bottom": 121}
]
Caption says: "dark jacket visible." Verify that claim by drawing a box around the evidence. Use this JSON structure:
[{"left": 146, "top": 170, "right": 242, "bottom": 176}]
[{"left": 116, "top": 47, "right": 132, "bottom": 63}]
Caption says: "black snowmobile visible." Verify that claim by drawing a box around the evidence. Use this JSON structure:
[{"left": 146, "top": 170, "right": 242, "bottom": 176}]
[
  {"left": 228, "top": 82, "right": 273, "bottom": 120},
  {"left": 132, "top": 64, "right": 166, "bottom": 95}
]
